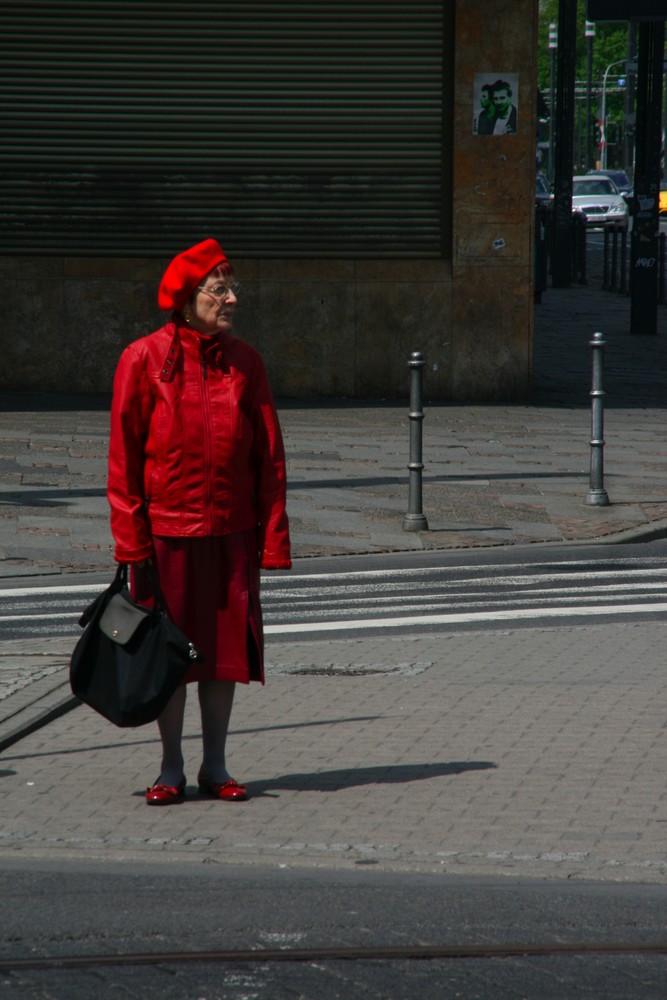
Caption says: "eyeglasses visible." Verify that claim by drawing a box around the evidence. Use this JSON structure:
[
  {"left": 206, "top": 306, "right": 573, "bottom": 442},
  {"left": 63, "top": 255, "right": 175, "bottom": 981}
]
[{"left": 197, "top": 280, "right": 241, "bottom": 301}]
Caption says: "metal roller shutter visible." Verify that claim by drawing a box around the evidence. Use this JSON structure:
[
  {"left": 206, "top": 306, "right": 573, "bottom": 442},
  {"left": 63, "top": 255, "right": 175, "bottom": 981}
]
[{"left": 0, "top": 1, "right": 449, "bottom": 257}]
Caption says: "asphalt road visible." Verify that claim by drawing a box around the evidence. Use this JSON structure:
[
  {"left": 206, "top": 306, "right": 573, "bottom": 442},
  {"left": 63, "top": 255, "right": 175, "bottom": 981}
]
[
  {"left": 4, "top": 540, "right": 667, "bottom": 644},
  {"left": 3, "top": 541, "right": 667, "bottom": 997},
  {"left": 2, "top": 859, "right": 667, "bottom": 999}
]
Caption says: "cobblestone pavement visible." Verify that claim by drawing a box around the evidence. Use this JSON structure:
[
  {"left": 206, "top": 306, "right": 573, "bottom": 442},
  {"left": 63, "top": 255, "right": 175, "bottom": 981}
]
[
  {"left": 1, "top": 623, "right": 666, "bottom": 882},
  {"left": 0, "top": 280, "right": 666, "bottom": 880}
]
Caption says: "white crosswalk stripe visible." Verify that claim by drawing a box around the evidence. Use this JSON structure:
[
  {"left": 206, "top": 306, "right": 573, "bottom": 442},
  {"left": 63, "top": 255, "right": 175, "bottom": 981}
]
[
  {"left": 1, "top": 556, "right": 667, "bottom": 639},
  {"left": 260, "top": 558, "right": 667, "bottom": 635}
]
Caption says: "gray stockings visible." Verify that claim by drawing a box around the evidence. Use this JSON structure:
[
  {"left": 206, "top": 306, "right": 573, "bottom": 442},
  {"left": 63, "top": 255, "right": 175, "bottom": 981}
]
[{"left": 157, "top": 680, "right": 236, "bottom": 786}]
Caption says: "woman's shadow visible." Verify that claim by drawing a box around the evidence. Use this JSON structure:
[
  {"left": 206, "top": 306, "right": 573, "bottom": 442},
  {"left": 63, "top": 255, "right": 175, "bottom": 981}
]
[{"left": 248, "top": 760, "right": 496, "bottom": 796}]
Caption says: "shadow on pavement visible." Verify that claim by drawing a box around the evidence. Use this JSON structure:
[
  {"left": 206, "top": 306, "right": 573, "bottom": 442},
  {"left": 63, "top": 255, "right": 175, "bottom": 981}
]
[
  {"left": 0, "top": 489, "right": 107, "bottom": 508},
  {"left": 247, "top": 760, "right": 497, "bottom": 795}
]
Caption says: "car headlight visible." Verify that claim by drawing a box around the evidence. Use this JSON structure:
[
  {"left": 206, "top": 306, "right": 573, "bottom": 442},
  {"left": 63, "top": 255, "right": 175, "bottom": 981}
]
[{"left": 609, "top": 203, "right": 627, "bottom": 214}]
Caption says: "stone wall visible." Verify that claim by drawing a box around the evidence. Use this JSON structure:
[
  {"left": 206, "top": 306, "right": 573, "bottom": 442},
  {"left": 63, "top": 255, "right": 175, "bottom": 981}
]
[
  {"left": 0, "top": 255, "right": 453, "bottom": 399},
  {"left": 0, "top": 0, "right": 538, "bottom": 402},
  {"left": 451, "top": 0, "right": 538, "bottom": 400}
]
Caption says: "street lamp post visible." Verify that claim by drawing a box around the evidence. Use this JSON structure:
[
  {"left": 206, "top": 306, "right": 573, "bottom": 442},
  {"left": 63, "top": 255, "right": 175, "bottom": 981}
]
[
  {"left": 600, "top": 58, "right": 626, "bottom": 169},
  {"left": 585, "top": 21, "right": 596, "bottom": 171},
  {"left": 548, "top": 22, "right": 558, "bottom": 182}
]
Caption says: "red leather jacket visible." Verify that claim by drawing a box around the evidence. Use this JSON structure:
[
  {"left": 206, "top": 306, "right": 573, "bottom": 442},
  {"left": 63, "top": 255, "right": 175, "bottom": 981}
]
[{"left": 108, "top": 322, "right": 291, "bottom": 569}]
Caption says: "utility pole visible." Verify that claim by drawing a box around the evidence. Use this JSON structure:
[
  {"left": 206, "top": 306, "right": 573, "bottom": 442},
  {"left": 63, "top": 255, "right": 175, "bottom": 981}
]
[
  {"left": 552, "top": 0, "right": 577, "bottom": 288},
  {"left": 630, "top": 19, "right": 665, "bottom": 336},
  {"left": 548, "top": 22, "right": 558, "bottom": 182},
  {"left": 624, "top": 22, "right": 638, "bottom": 178}
]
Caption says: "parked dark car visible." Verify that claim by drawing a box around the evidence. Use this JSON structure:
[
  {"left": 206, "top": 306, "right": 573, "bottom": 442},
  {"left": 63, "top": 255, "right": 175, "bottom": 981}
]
[{"left": 586, "top": 169, "right": 633, "bottom": 203}]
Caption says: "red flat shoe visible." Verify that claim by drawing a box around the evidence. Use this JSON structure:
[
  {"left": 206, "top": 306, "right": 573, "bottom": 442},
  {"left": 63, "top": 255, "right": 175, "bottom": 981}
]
[
  {"left": 197, "top": 771, "right": 248, "bottom": 801},
  {"left": 146, "top": 776, "right": 186, "bottom": 805}
]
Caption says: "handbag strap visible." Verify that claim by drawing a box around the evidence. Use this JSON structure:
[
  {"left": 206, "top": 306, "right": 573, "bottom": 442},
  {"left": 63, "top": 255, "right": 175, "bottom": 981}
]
[
  {"left": 114, "top": 561, "right": 167, "bottom": 612},
  {"left": 78, "top": 562, "right": 128, "bottom": 628},
  {"left": 142, "top": 560, "right": 168, "bottom": 614}
]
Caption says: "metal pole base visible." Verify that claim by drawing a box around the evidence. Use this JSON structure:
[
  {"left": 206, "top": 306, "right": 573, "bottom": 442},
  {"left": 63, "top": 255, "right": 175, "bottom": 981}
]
[
  {"left": 402, "top": 513, "right": 429, "bottom": 531},
  {"left": 585, "top": 489, "right": 610, "bottom": 506}
]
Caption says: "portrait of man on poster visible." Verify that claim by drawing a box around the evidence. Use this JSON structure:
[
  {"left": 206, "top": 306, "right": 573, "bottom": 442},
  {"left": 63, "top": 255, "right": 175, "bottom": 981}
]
[{"left": 473, "top": 74, "right": 519, "bottom": 136}]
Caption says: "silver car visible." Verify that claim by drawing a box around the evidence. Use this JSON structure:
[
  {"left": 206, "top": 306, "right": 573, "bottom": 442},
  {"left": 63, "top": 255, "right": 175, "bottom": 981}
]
[{"left": 572, "top": 175, "right": 629, "bottom": 229}]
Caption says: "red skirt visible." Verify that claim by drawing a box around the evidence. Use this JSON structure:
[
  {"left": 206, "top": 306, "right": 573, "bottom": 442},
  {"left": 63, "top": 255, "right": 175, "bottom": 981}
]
[{"left": 131, "top": 531, "right": 264, "bottom": 685}]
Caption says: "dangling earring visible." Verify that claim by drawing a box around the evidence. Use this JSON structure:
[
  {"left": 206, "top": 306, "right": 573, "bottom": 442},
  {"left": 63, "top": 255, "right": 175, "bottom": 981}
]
[{"left": 183, "top": 305, "right": 192, "bottom": 323}]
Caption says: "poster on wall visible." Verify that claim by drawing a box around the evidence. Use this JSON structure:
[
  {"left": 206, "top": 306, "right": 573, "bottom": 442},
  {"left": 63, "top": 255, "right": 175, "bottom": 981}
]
[{"left": 473, "top": 74, "right": 519, "bottom": 135}]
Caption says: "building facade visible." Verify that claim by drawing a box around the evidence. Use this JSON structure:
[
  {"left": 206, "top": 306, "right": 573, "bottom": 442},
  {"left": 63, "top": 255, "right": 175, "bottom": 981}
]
[{"left": 0, "top": 0, "right": 538, "bottom": 400}]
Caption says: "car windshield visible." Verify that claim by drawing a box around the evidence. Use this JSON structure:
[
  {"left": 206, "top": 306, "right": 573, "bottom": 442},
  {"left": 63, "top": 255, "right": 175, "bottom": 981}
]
[{"left": 573, "top": 179, "right": 615, "bottom": 196}]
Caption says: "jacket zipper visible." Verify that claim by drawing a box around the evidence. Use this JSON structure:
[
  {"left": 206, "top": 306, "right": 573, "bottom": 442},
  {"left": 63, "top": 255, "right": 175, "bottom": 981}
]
[{"left": 200, "top": 355, "right": 214, "bottom": 534}]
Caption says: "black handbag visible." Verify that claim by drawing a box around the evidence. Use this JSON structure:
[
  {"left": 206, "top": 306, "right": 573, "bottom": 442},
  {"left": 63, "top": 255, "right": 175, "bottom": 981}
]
[{"left": 69, "top": 562, "right": 202, "bottom": 727}]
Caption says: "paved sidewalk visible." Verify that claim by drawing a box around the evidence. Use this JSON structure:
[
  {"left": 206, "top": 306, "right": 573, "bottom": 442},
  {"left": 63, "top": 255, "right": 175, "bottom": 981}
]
[
  {"left": 0, "top": 280, "right": 666, "bottom": 880},
  {"left": 1, "top": 622, "right": 666, "bottom": 882}
]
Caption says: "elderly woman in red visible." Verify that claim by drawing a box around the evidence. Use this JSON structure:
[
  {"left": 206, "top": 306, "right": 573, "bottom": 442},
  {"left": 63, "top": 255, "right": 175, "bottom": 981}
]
[{"left": 108, "top": 239, "right": 291, "bottom": 805}]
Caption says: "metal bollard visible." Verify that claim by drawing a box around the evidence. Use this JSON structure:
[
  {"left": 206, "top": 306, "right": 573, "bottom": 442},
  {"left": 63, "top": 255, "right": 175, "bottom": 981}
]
[
  {"left": 534, "top": 204, "right": 549, "bottom": 303},
  {"left": 402, "top": 352, "right": 429, "bottom": 531},
  {"left": 619, "top": 228, "right": 628, "bottom": 295},
  {"left": 602, "top": 227, "right": 610, "bottom": 290},
  {"left": 580, "top": 222, "right": 587, "bottom": 285},
  {"left": 575, "top": 213, "right": 587, "bottom": 285},
  {"left": 586, "top": 332, "right": 610, "bottom": 506},
  {"left": 610, "top": 227, "right": 618, "bottom": 291}
]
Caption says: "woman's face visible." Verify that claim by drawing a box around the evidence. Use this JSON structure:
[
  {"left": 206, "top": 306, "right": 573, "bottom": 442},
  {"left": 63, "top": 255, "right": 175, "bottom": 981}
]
[{"left": 188, "top": 265, "right": 238, "bottom": 336}]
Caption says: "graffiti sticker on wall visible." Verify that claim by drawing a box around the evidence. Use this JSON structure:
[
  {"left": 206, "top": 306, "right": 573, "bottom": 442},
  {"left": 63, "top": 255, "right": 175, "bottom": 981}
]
[{"left": 473, "top": 74, "right": 518, "bottom": 136}]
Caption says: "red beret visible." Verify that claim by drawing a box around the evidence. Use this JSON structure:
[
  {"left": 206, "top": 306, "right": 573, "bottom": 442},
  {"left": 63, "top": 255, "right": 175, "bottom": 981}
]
[{"left": 158, "top": 239, "right": 228, "bottom": 311}]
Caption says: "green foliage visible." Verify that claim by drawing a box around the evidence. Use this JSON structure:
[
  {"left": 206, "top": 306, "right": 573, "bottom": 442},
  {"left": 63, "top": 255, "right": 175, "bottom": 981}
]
[
  {"left": 537, "top": 3, "right": 634, "bottom": 171},
  {"left": 537, "top": 0, "right": 637, "bottom": 170},
  {"left": 538, "top": 2, "right": 629, "bottom": 106}
]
